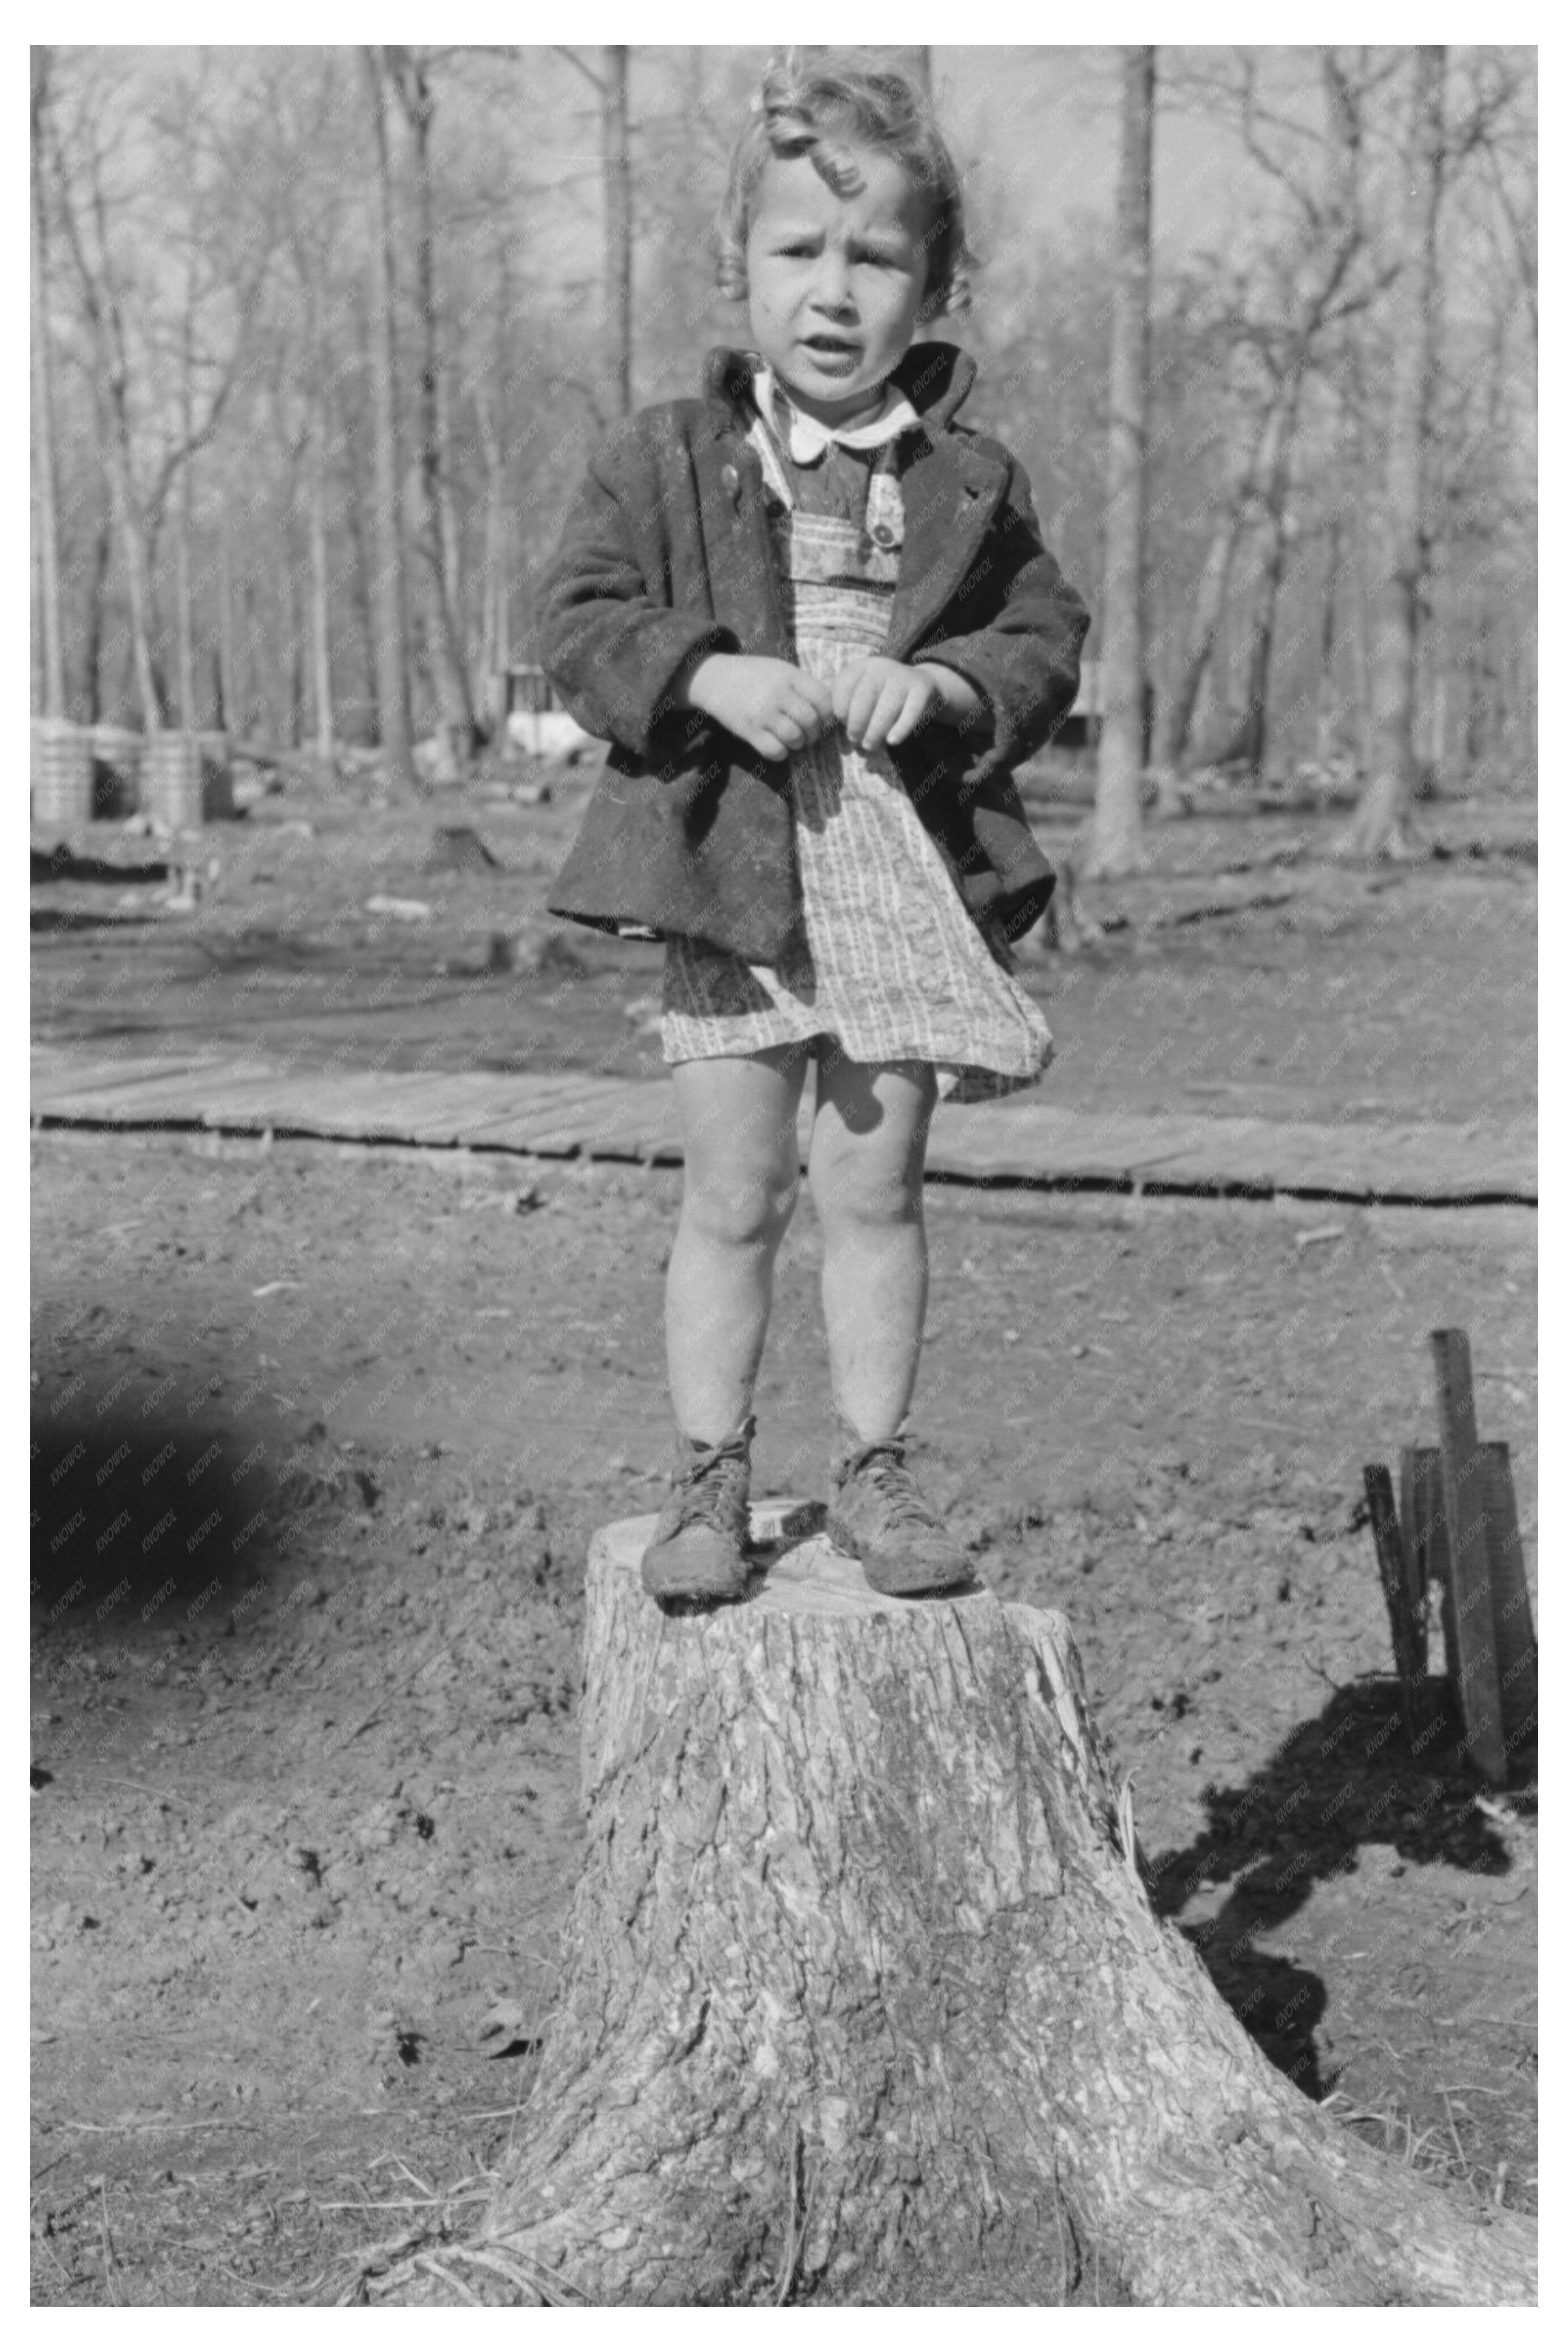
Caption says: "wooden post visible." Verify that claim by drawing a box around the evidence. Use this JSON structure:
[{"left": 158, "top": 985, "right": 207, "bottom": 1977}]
[
  {"left": 1363, "top": 1463, "right": 1423, "bottom": 1740},
  {"left": 1402, "top": 1443, "right": 1452, "bottom": 1681},
  {"left": 1476, "top": 1443, "right": 1538, "bottom": 1760},
  {"left": 1429, "top": 1330, "right": 1507, "bottom": 1785}
]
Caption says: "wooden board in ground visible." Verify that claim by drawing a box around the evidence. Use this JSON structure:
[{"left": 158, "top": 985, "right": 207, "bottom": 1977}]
[
  {"left": 28, "top": 1049, "right": 1538, "bottom": 1204},
  {"left": 31, "top": 1060, "right": 235, "bottom": 1127},
  {"left": 473, "top": 1081, "right": 664, "bottom": 1155}
]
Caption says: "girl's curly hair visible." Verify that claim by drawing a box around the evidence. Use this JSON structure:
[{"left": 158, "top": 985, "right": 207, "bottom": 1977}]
[{"left": 716, "top": 50, "right": 974, "bottom": 321}]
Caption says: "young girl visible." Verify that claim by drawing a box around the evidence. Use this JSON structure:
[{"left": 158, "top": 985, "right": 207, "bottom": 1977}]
[{"left": 542, "top": 54, "right": 1089, "bottom": 1603}]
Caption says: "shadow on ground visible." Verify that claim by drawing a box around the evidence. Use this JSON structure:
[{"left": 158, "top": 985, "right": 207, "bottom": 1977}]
[
  {"left": 31, "top": 1396, "right": 335, "bottom": 1642},
  {"left": 1150, "top": 1678, "right": 1534, "bottom": 2096}
]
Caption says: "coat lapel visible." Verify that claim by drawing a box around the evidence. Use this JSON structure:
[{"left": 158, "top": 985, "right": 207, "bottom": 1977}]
[
  {"left": 691, "top": 427, "right": 791, "bottom": 659},
  {"left": 698, "top": 340, "right": 1007, "bottom": 662},
  {"left": 884, "top": 437, "right": 1009, "bottom": 660}
]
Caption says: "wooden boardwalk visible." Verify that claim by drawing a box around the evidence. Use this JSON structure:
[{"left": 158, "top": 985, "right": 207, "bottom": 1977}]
[{"left": 30, "top": 1043, "right": 1536, "bottom": 1205}]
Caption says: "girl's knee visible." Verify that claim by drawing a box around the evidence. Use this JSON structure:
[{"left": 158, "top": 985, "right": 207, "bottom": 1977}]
[{"left": 682, "top": 1158, "right": 799, "bottom": 1248}]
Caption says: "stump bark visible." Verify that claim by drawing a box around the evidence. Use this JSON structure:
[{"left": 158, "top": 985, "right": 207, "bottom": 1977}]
[{"left": 477, "top": 1519, "right": 1536, "bottom": 2306}]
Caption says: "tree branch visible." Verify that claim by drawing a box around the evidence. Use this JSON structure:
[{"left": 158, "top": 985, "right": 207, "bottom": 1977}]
[{"left": 553, "top": 46, "right": 604, "bottom": 95}]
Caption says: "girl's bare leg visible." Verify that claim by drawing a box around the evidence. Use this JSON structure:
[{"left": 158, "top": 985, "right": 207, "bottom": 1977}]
[
  {"left": 665, "top": 1044, "right": 810, "bottom": 1444},
  {"left": 807, "top": 1051, "right": 939, "bottom": 1444}
]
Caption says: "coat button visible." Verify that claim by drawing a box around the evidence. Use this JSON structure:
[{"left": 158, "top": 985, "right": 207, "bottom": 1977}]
[{"left": 720, "top": 463, "right": 740, "bottom": 501}]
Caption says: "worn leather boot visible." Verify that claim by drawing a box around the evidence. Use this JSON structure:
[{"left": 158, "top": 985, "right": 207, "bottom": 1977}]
[
  {"left": 640, "top": 1415, "right": 756, "bottom": 1601},
  {"left": 826, "top": 1415, "right": 972, "bottom": 1597}
]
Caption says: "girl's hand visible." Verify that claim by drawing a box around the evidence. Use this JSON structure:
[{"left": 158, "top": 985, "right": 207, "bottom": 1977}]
[
  {"left": 679, "top": 653, "right": 835, "bottom": 764},
  {"left": 831, "top": 658, "right": 983, "bottom": 752}
]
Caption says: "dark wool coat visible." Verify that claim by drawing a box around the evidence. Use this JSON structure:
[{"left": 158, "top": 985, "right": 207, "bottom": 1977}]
[{"left": 541, "top": 341, "right": 1090, "bottom": 964}]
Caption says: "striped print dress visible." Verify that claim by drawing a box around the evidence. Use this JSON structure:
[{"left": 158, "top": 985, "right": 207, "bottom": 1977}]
[{"left": 661, "top": 394, "right": 1054, "bottom": 1106}]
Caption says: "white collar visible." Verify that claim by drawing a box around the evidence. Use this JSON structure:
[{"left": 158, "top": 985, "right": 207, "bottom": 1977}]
[{"left": 752, "top": 360, "right": 921, "bottom": 466}]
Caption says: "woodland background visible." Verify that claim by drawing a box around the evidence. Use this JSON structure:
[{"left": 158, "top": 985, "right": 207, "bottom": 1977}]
[{"left": 30, "top": 44, "right": 1537, "bottom": 837}]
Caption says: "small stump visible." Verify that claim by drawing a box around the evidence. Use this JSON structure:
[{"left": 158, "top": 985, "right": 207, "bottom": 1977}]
[{"left": 476, "top": 1517, "right": 1536, "bottom": 2305}]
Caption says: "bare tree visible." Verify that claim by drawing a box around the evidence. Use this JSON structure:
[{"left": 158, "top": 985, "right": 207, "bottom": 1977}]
[
  {"left": 31, "top": 50, "right": 66, "bottom": 721},
  {"left": 28, "top": 47, "right": 1530, "bottom": 798},
  {"left": 361, "top": 46, "right": 417, "bottom": 788},
  {"left": 1336, "top": 47, "right": 1446, "bottom": 858},
  {"left": 1152, "top": 49, "right": 1376, "bottom": 785},
  {"left": 474, "top": 231, "right": 516, "bottom": 738},
  {"left": 386, "top": 44, "right": 478, "bottom": 779},
  {"left": 306, "top": 343, "right": 335, "bottom": 782},
  {"left": 557, "top": 46, "right": 634, "bottom": 421},
  {"left": 49, "top": 83, "right": 163, "bottom": 732},
  {"left": 1083, "top": 46, "right": 1155, "bottom": 878}
]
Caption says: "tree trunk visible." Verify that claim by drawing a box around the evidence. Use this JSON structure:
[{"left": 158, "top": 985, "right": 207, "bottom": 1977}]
[
  {"left": 284, "top": 533, "right": 305, "bottom": 753},
  {"left": 602, "top": 46, "right": 632, "bottom": 421},
  {"left": 1231, "top": 370, "right": 1305, "bottom": 775},
  {"left": 1152, "top": 374, "right": 1273, "bottom": 777},
  {"left": 1314, "top": 512, "right": 1342, "bottom": 763},
  {"left": 304, "top": 264, "right": 335, "bottom": 782},
  {"left": 471, "top": 1519, "right": 1536, "bottom": 2307},
  {"left": 55, "top": 139, "right": 163, "bottom": 732},
  {"left": 476, "top": 374, "right": 508, "bottom": 740},
  {"left": 30, "top": 52, "right": 66, "bottom": 721},
  {"left": 84, "top": 492, "right": 112, "bottom": 726},
  {"left": 309, "top": 383, "right": 335, "bottom": 781},
  {"left": 362, "top": 46, "right": 416, "bottom": 789},
  {"left": 175, "top": 269, "right": 197, "bottom": 732},
  {"left": 390, "top": 49, "right": 475, "bottom": 780},
  {"left": 1335, "top": 47, "right": 1446, "bottom": 859},
  {"left": 217, "top": 511, "right": 236, "bottom": 734},
  {"left": 1083, "top": 47, "right": 1154, "bottom": 880},
  {"left": 103, "top": 365, "right": 163, "bottom": 734},
  {"left": 338, "top": 367, "right": 378, "bottom": 754}
]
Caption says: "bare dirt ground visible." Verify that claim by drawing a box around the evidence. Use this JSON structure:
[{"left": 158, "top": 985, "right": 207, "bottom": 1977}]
[{"left": 30, "top": 755, "right": 1537, "bottom": 2305}]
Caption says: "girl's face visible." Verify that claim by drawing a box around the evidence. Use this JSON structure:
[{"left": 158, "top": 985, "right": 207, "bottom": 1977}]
[{"left": 744, "top": 146, "right": 931, "bottom": 424}]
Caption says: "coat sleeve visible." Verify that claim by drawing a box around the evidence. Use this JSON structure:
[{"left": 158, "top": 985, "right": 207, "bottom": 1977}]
[
  {"left": 915, "top": 449, "right": 1090, "bottom": 786},
  {"left": 537, "top": 436, "right": 740, "bottom": 762}
]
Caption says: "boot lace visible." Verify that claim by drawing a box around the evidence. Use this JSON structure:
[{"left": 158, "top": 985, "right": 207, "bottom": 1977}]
[
  {"left": 669, "top": 1427, "right": 751, "bottom": 1533},
  {"left": 851, "top": 1442, "right": 940, "bottom": 1531}
]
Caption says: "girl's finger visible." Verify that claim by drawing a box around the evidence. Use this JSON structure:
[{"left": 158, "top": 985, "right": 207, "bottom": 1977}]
[
  {"left": 861, "top": 680, "right": 910, "bottom": 752},
  {"left": 829, "top": 665, "right": 864, "bottom": 723},
  {"left": 884, "top": 678, "right": 932, "bottom": 746},
  {"left": 845, "top": 672, "right": 884, "bottom": 744}
]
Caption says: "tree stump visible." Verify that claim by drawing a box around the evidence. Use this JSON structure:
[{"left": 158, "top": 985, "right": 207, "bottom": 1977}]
[{"left": 476, "top": 1519, "right": 1536, "bottom": 2306}]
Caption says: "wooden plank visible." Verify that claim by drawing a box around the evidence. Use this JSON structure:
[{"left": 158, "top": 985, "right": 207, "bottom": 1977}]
[
  {"left": 32, "top": 1048, "right": 218, "bottom": 1102},
  {"left": 379, "top": 1074, "right": 541, "bottom": 1141},
  {"left": 1477, "top": 1442, "right": 1538, "bottom": 1759},
  {"left": 506, "top": 1088, "right": 653, "bottom": 1154},
  {"left": 565, "top": 1095, "right": 688, "bottom": 1158},
  {"left": 252, "top": 1072, "right": 452, "bottom": 1139},
  {"left": 34, "top": 1071, "right": 226, "bottom": 1125},
  {"left": 461, "top": 1079, "right": 640, "bottom": 1145},
  {"left": 1430, "top": 1329, "right": 1507, "bottom": 1785},
  {"left": 1363, "top": 1463, "right": 1423, "bottom": 1741},
  {"left": 29, "top": 1045, "right": 1538, "bottom": 1202},
  {"left": 1403, "top": 1445, "right": 1454, "bottom": 1683}
]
